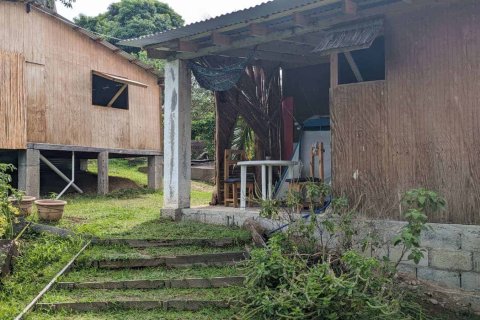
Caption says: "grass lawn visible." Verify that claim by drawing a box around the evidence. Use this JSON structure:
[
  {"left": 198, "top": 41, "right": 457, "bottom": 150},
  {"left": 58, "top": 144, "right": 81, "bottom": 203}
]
[
  {"left": 0, "top": 159, "right": 246, "bottom": 320},
  {"left": 31, "top": 159, "right": 246, "bottom": 240}
]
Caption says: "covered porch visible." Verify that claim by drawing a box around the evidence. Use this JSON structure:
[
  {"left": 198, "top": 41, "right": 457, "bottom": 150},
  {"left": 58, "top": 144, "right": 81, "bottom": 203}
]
[{"left": 120, "top": 0, "right": 408, "bottom": 219}]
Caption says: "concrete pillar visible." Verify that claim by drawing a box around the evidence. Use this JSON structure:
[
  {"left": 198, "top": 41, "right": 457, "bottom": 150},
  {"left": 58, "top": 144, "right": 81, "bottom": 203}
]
[
  {"left": 162, "top": 59, "right": 192, "bottom": 220},
  {"left": 79, "top": 159, "right": 89, "bottom": 172},
  {"left": 18, "top": 149, "right": 40, "bottom": 198},
  {"left": 97, "top": 151, "right": 109, "bottom": 195},
  {"left": 148, "top": 156, "right": 163, "bottom": 190}
]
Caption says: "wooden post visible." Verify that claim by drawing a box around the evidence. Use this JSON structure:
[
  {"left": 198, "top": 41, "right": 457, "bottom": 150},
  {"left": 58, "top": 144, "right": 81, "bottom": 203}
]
[
  {"left": 162, "top": 59, "right": 192, "bottom": 220},
  {"left": 79, "top": 159, "right": 88, "bottom": 172},
  {"left": 97, "top": 151, "right": 109, "bottom": 195},
  {"left": 330, "top": 53, "right": 339, "bottom": 89},
  {"left": 18, "top": 149, "right": 40, "bottom": 198},
  {"left": 147, "top": 156, "right": 163, "bottom": 190}
]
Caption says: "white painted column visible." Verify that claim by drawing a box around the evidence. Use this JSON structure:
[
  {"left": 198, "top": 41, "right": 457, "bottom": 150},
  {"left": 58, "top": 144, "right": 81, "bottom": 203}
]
[
  {"left": 240, "top": 165, "right": 247, "bottom": 210},
  {"left": 162, "top": 59, "right": 192, "bottom": 220}
]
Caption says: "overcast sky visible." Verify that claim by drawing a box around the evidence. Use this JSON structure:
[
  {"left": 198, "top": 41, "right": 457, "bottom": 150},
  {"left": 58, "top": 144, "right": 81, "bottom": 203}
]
[{"left": 57, "top": 0, "right": 266, "bottom": 24}]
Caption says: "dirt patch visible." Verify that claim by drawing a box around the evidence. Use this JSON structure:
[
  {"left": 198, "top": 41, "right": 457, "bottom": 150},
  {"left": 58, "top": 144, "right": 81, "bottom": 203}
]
[
  {"left": 42, "top": 172, "right": 140, "bottom": 196},
  {"left": 398, "top": 273, "right": 480, "bottom": 318}
]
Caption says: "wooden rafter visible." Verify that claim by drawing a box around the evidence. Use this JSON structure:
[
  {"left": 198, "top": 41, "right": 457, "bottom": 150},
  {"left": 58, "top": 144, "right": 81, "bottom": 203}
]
[
  {"left": 344, "top": 51, "right": 364, "bottom": 82},
  {"left": 249, "top": 23, "right": 269, "bottom": 37},
  {"left": 107, "top": 84, "right": 127, "bottom": 107},
  {"left": 293, "top": 12, "right": 309, "bottom": 27},
  {"left": 211, "top": 31, "right": 231, "bottom": 46},
  {"left": 343, "top": 0, "right": 358, "bottom": 15},
  {"left": 167, "top": 1, "right": 398, "bottom": 61}
]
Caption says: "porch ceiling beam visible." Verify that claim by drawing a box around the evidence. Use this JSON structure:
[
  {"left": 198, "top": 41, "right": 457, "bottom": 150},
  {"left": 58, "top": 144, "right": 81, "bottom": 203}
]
[
  {"left": 146, "top": 48, "right": 174, "bottom": 59},
  {"left": 344, "top": 51, "right": 364, "bottom": 82},
  {"left": 221, "top": 48, "right": 328, "bottom": 65},
  {"left": 257, "top": 41, "right": 316, "bottom": 56},
  {"left": 177, "top": 39, "right": 199, "bottom": 53},
  {"left": 211, "top": 31, "right": 232, "bottom": 46},
  {"left": 168, "top": 0, "right": 398, "bottom": 61},
  {"left": 249, "top": 23, "right": 270, "bottom": 37},
  {"left": 179, "top": 0, "right": 343, "bottom": 43},
  {"left": 293, "top": 13, "right": 309, "bottom": 27},
  {"left": 343, "top": 0, "right": 358, "bottom": 15}
]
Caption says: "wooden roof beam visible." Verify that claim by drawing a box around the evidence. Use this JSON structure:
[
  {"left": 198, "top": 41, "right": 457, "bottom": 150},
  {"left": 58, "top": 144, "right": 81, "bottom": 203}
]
[
  {"left": 211, "top": 31, "right": 231, "bottom": 46},
  {"left": 249, "top": 23, "right": 270, "bottom": 37},
  {"left": 177, "top": 40, "right": 198, "bottom": 53},
  {"left": 146, "top": 48, "right": 173, "bottom": 59},
  {"left": 293, "top": 12, "right": 309, "bottom": 27},
  {"left": 170, "top": 0, "right": 408, "bottom": 61},
  {"left": 343, "top": 0, "right": 358, "bottom": 15}
]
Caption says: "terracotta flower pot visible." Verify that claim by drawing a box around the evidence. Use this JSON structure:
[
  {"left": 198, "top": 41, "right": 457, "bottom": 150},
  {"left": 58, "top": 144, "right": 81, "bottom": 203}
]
[
  {"left": 34, "top": 199, "right": 67, "bottom": 222},
  {"left": 8, "top": 196, "right": 36, "bottom": 217}
]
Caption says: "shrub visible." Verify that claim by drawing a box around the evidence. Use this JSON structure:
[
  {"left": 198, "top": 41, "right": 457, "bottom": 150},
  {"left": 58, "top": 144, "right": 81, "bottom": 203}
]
[
  {"left": 0, "top": 164, "right": 22, "bottom": 239},
  {"left": 241, "top": 188, "right": 447, "bottom": 319}
]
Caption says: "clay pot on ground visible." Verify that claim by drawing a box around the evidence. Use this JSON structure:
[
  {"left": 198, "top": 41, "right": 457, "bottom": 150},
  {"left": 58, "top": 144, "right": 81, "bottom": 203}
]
[
  {"left": 8, "top": 196, "right": 36, "bottom": 217},
  {"left": 34, "top": 199, "right": 67, "bottom": 222}
]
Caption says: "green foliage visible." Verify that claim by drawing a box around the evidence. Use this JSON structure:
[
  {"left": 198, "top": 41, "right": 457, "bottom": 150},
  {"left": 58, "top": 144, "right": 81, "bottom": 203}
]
[
  {"left": 0, "top": 164, "right": 22, "bottom": 239},
  {"left": 392, "top": 189, "right": 446, "bottom": 267},
  {"left": 259, "top": 199, "right": 281, "bottom": 220},
  {"left": 190, "top": 79, "right": 215, "bottom": 157},
  {"left": 231, "top": 117, "right": 255, "bottom": 160},
  {"left": 73, "top": 0, "right": 184, "bottom": 51},
  {"left": 238, "top": 234, "right": 406, "bottom": 320}
]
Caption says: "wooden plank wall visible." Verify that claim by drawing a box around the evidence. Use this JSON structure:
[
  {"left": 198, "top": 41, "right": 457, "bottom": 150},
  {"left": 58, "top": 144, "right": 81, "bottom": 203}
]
[
  {"left": 0, "top": 2, "right": 162, "bottom": 152},
  {"left": 331, "top": 2, "right": 480, "bottom": 224},
  {"left": 0, "top": 51, "right": 26, "bottom": 149}
]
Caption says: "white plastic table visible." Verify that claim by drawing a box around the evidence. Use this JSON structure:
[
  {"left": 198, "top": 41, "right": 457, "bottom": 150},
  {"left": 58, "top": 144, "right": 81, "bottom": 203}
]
[{"left": 237, "top": 160, "right": 299, "bottom": 210}]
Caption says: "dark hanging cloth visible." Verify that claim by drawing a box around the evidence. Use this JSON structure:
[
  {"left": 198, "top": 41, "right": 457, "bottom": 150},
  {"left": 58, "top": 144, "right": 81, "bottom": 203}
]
[{"left": 188, "top": 54, "right": 253, "bottom": 92}]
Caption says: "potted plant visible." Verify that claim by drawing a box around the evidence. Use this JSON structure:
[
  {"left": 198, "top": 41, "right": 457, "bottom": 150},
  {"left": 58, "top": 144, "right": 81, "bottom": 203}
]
[
  {"left": 8, "top": 194, "right": 36, "bottom": 217},
  {"left": 35, "top": 193, "right": 67, "bottom": 222}
]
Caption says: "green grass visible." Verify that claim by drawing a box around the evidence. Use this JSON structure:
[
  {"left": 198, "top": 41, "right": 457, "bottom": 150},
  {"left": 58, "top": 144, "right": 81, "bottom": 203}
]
[
  {"left": 28, "top": 308, "right": 236, "bottom": 320},
  {"left": 0, "top": 235, "right": 84, "bottom": 320},
  {"left": 26, "top": 158, "right": 243, "bottom": 240},
  {"left": 42, "top": 287, "right": 237, "bottom": 303},
  {"left": 62, "top": 265, "right": 242, "bottom": 283},
  {"left": 76, "top": 244, "right": 245, "bottom": 262},
  {"left": 2, "top": 159, "right": 246, "bottom": 320}
]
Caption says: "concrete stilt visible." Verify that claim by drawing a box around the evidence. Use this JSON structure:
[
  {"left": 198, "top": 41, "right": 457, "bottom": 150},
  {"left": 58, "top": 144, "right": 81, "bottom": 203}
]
[
  {"left": 162, "top": 59, "right": 192, "bottom": 221},
  {"left": 18, "top": 149, "right": 40, "bottom": 198},
  {"left": 97, "top": 152, "right": 109, "bottom": 195},
  {"left": 148, "top": 156, "right": 163, "bottom": 190}
]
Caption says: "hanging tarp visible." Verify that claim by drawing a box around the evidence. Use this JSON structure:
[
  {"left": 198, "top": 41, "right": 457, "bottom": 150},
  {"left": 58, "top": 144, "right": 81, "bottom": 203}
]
[
  {"left": 312, "top": 18, "right": 384, "bottom": 56},
  {"left": 188, "top": 54, "right": 253, "bottom": 92}
]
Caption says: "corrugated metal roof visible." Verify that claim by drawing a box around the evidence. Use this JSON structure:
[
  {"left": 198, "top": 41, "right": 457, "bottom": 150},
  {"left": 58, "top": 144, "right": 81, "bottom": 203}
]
[
  {"left": 120, "top": 0, "right": 329, "bottom": 48},
  {"left": 7, "top": 0, "right": 163, "bottom": 78}
]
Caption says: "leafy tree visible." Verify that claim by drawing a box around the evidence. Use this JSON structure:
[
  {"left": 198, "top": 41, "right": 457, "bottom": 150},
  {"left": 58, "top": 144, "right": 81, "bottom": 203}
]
[{"left": 74, "top": 0, "right": 184, "bottom": 50}]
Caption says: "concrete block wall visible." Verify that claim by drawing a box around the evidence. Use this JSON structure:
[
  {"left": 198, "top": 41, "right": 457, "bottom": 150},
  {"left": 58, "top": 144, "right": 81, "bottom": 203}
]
[{"left": 181, "top": 208, "right": 480, "bottom": 292}]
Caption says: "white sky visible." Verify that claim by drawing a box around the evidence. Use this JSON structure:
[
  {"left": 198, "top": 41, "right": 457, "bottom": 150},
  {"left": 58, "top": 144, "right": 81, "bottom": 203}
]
[{"left": 57, "top": 0, "right": 266, "bottom": 24}]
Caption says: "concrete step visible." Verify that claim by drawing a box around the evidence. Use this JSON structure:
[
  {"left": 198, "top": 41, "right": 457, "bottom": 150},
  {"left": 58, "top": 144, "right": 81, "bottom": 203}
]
[
  {"left": 92, "top": 237, "right": 249, "bottom": 248},
  {"left": 86, "top": 252, "right": 247, "bottom": 269},
  {"left": 56, "top": 276, "right": 245, "bottom": 290},
  {"left": 36, "top": 300, "right": 228, "bottom": 312}
]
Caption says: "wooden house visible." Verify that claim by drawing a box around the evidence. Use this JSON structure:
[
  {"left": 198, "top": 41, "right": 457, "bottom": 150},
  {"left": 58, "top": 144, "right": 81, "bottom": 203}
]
[
  {"left": 120, "top": 0, "right": 480, "bottom": 292},
  {"left": 0, "top": 0, "right": 163, "bottom": 197},
  {"left": 122, "top": 0, "right": 480, "bottom": 225}
]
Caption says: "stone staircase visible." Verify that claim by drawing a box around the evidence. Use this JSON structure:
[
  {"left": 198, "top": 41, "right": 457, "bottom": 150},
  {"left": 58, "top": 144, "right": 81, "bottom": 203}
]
[{"left": 28, "top": 236, "right": 249, "bottom": 319}]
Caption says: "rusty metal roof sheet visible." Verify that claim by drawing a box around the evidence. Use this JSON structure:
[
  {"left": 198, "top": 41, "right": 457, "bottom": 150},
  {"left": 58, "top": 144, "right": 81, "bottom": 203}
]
[{"left": 120, "top": 0, "right": 329, "bottom": 48}]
